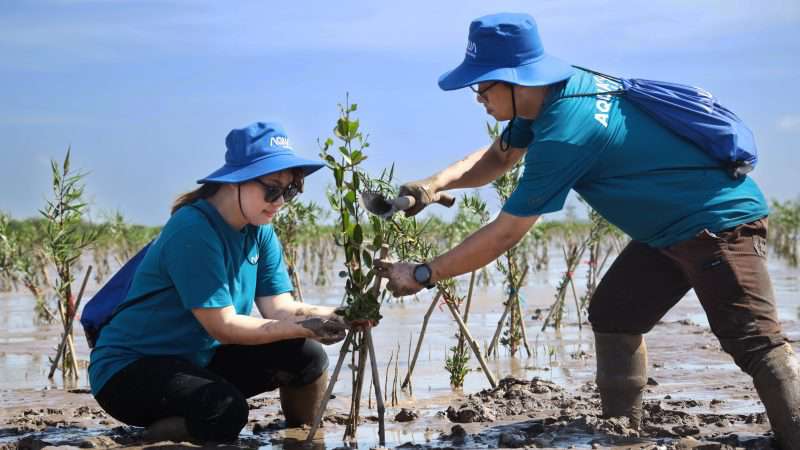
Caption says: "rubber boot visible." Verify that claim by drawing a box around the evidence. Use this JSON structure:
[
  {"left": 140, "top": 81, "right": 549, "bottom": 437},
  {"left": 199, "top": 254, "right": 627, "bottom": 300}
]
[
  {"left": 280, "top": 371, "right": 328, "bottom": 427},
  {"left": 594, "top": 332, "right": 648, "bottom": 429},
  {"left": 142, "top": 416, "right": 191, "bottom": 443},
  {"left": 751, "top": 343, "right": 800, "bottom": 449}
]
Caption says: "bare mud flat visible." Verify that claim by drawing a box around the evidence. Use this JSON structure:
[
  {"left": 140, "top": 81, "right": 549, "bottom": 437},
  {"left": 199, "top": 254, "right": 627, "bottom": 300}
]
[{"left": 1, "top": 257, "right": 798, "bottom": 449}]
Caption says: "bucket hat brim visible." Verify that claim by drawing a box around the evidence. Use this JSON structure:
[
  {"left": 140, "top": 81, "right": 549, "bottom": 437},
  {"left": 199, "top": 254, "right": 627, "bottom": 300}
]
[
  {"left": 197, "top": 152, "right": 324, "bottom": 184},
  {"left": 438, "top": 53, "right": 574, "bottom": 91}
]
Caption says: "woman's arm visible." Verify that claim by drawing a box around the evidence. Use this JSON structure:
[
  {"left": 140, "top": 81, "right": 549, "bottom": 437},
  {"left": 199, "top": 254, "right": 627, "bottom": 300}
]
[
  {"left": 192, "top": 295, "right": 347, "bottom": 345},
  {"left": 254, "top": 292, "right": 336, "bottom": 322}
]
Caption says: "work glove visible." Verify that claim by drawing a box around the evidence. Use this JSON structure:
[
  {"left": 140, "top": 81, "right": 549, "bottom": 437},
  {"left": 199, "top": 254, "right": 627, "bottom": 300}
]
[{"left": 398, "top": 179, "right": 439, "bottom": 217}]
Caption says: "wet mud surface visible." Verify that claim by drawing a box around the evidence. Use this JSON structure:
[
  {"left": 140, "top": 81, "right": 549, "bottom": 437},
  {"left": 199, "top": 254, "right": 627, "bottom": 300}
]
[
  {"left": 1, "top": 318, "right": 796, "bottom": 449},
  {"left": 1, "top": 257, "right": 798, "bottom": 449}
]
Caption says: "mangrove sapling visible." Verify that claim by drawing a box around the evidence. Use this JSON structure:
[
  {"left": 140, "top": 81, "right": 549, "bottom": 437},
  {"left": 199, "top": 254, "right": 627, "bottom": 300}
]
[
  {"left": 770, "top": 198, "right": 800, "bottom": 266},
  {"left": 306, "top": 97, "right": 391, "bottom": 445},
  {"left": 579, "top": 208, "right": 624, "bottom": 310},
  {"left": 40, "top": 149, "right": 99, "bottom": 380},
  {"left": 541, "top": 233, "right": 585, "bottom": 331},
  {"left": 14, "top": 249, "right": 55, "bottom": 323},
  {"left": 389, "top": 199, "right": 498, "bottom": 389},
  {"left": 1, "top": 217, "right": 55, "bottom": 321},
  {"left": 0, "top": 213, "right": 14, "bottom": 290},
  {"left": 541, "top": 200, "right": 622, "bottom": 331},
  {"left": 444, "top": 195, "right": 488, "bottom": 387},
  {"left": 273, "top": 200, "right": 323, "bottom": 302},
  {"left": 486, "top": 121, "right": 532, "bottom": 357}
]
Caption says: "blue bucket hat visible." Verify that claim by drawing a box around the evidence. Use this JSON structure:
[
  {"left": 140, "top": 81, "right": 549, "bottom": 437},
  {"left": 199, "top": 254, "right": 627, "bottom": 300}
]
[
  {"left": 438, "top": 13, "right": 574, "bottom": 91},
  {"left": 198, "top": 122, "right": 324, "bottom": 184}
]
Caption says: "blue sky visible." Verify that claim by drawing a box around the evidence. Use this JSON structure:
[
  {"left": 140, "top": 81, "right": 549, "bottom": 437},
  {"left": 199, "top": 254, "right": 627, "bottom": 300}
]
[{"left": 1, "top": 0, "right": 798, "bottom": 225}]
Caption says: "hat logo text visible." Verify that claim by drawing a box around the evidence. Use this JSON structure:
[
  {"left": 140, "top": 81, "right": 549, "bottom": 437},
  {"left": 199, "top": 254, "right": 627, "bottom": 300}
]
[
  {"left": 466, "top": 40, "right": 477, "bottom": 58},
  {"left": 269, "top": 136, "right": 292, "bottom": 149}
]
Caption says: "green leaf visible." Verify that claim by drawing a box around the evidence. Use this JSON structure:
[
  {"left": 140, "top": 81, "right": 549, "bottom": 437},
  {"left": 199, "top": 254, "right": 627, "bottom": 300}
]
[
  {"left": 335, "top": 118, "right": 349, "bottom": 139},
  {"left": 353, "top": 224, "right": 363, "bottom": 245},
  {"left": 361, "top": 249, "right": 372, "bottom": 267},
  {"left": 343, "top": 191, "right": 356, "bottom": 206},
  {"left": 351, "top": 150, "right": 364, "bottom": 165},
  {"left": 348, "top": 119, "right": 359, "bottom": 136},
  {"left": 333, "top": 167, "right": 344, "bottom": 188}
]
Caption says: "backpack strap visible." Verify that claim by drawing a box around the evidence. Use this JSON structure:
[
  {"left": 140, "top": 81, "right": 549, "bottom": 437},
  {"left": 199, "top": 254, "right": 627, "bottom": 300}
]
[
  {"left": 555, "top": 66, "right": 626, "bottom": 100},
  {"left": 102, "top": 203, "right": 229, "bottom": 325}
]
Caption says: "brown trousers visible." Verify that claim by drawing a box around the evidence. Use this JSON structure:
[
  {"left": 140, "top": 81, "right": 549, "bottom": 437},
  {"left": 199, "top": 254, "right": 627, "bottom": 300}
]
[{"left": 588, "top": 217, "right": 788, "bottom": 375}]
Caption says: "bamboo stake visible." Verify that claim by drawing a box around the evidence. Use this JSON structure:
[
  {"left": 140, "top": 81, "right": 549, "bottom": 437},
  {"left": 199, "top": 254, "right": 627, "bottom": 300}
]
[
  {"left": 462, "top": 271, "right": 477, "bottom": 323},
  {"left": 366, "top": 328, "right": 385, "bottom": 445},
  {"left": 49, "top": 265, "right": 92, "bottom": 379},
  {"left": 392, "top": 342, "right": 400, "bottom": 406},
  {"left": 384, "top": 347, "right": 394, "bottom": 402},
  {"left": 454, "top": 271, "right": 477, "bottom": 354},
  {"left": 401, "top": 291, "right": 441, "bottom": 389},
  {"left": 305, "top": 332, "right": 353, "bottom": 444},
  {"left": 514, "top": 267, "right": 532, "bottom": 357},
  {"left": 486, "top": 301, "right": 510, "bottom": 357},
  {"left": 444, "top": 300, "right": 497, "bottom": 389},
  {"left": 344, "top": 338, "right": 368, "bottom": 440},
  {"left": 442, "top": 295, "right": 497, "bottom": 389}
]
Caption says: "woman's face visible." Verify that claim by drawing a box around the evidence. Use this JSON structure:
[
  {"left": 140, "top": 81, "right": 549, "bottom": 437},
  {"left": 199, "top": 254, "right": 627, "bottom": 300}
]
[
  {"left": 475, "top": 82, "right": 514, "bottom": 121},
  {"left": 240, "top": 170, "right": 297, "bottom": 225}
]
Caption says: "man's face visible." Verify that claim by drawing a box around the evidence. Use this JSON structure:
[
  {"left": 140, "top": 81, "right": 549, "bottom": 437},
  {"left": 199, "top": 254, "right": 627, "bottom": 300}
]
[{"left": 474, "top": 81, "right": 514, "bottom": 121}]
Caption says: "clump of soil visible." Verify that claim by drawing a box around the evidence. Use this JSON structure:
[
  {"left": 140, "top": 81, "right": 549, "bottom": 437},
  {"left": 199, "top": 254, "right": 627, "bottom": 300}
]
[{"left": 394, "top": 408, "right": 419, "bottom": 422}]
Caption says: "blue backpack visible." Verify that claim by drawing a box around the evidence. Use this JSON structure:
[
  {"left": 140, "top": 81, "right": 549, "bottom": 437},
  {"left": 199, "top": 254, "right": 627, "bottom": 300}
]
[
  {"left": 81, "top": 204, "right": 227, "bottom": 348},
  {"left": 560, "top": 67, "right": 758, "bottom": 179}
]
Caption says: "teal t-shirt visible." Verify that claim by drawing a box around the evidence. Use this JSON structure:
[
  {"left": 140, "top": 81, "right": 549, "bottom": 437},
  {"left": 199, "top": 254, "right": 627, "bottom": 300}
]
[
  {"left": 88, "top": 199, "right": 293, "bottom": 395},
  {"left": 503, "top": 68, "right": 768, "bottom": 247}
]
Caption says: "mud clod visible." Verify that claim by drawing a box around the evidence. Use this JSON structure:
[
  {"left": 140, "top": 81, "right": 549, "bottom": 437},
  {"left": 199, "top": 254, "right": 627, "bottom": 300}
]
[{"left": 394, "top": 408, "right": 419, "bottom": 422}]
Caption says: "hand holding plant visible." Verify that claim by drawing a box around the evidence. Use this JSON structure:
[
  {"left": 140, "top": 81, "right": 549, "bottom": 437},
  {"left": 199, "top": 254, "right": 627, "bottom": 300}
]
[{"left": 373, "top": 260, "right": 423, "bottom": 297}]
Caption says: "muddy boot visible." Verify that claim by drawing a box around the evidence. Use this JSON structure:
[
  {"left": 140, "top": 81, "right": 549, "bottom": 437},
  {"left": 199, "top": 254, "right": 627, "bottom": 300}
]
[
  {"left": 594, "top": 332, "right": 648, "bottom": 429},
  {"left": 280, "top": 372, "right": 328, "bottom": 427},
  {"left": 751, "top": 343, "right": 800, "bottom": 449},
  {"left": 142, "top": 416, "right": 191, "bottom": 443}
]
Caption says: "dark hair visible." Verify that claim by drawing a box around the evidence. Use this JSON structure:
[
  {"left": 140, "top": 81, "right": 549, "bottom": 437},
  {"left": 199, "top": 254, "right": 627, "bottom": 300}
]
[
  {"left": 170, "top": 168, "right": 306, "bottom": 215},
  {"left": 171, "top": 183, "right": 221, "bottom": 215}
]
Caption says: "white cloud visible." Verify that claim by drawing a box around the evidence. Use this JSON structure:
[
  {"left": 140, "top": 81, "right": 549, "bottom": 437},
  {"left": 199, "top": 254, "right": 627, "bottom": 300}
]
[{"left": 777, "top": 115, "right": 800, "bottom": 132}]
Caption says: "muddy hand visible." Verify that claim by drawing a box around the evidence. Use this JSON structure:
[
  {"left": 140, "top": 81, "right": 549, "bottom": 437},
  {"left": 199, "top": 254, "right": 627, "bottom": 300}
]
[
  {"left": 299, "top": 317, "right": 348, "bottom": 345},
  {"left": 374, "top": 259, "right": 424, "bottom": 297},
  {"left": 333, "top": 306, "right": 378, "bottom": 329}
]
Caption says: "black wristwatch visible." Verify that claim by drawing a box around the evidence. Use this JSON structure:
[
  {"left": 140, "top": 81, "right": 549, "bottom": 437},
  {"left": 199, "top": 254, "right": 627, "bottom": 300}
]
[{"left": 413, "top": 263, "right": 435, "bottom": 289}]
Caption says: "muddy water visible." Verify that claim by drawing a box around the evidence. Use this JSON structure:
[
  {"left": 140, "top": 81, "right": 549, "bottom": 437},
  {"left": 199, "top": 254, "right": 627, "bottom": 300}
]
[{"left": 0, "top": 255, "right": 798, "bottom": 449}]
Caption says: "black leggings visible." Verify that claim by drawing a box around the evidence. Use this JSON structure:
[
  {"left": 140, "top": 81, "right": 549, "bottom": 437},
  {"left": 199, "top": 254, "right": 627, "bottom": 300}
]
[{"left": 94, "top": 338, "right": 328, "bottom": 442}]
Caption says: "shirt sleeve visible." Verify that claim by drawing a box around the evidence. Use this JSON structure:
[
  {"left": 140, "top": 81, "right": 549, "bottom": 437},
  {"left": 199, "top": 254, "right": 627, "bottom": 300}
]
[
  {"left": 161, "top": 223, "right": 234, "bottom": 310},
  {"left": 256, "top": 226, "right": 294, "bottom": 297},
  {"left": 502, "top": 140, "right": 598, "bottom": 217}
]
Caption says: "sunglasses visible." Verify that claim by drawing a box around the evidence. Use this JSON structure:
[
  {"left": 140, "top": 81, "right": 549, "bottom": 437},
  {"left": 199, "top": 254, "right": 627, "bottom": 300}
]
[
  {"left": 469, "top": 81, "right": 500, "bottom": 99},
  {"left": 252, "top": 178, "right": 301, "bottom": 203}
]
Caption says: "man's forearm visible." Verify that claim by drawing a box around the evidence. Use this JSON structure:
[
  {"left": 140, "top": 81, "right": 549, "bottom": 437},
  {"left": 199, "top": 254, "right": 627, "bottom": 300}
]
[
  {"left": 428, "top": 212, "right": 539, "bottom": 282},
  {"left": 428, "top": 139, "right": 526, "bottom": 192}
]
